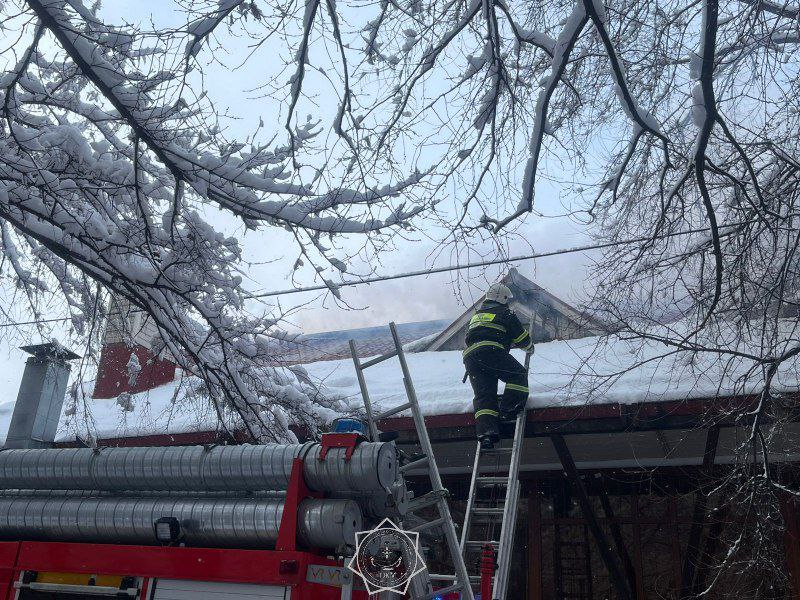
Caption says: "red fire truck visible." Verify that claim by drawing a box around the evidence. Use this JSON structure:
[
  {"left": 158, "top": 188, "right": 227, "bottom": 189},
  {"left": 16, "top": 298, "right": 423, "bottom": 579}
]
[{"left": 0, "top": 452, "right": 369, "bottom": 600}]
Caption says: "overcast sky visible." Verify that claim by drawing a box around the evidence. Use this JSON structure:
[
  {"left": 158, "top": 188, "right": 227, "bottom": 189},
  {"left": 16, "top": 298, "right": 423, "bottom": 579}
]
[{"left": 0, "top": 0, "right": 599, "bottom": 398}]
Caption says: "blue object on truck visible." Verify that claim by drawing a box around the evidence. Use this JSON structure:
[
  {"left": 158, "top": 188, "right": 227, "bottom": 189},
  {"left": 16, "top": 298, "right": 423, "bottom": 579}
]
[{"left": 332, "top": 418, "right": 369, "bottom": 436}]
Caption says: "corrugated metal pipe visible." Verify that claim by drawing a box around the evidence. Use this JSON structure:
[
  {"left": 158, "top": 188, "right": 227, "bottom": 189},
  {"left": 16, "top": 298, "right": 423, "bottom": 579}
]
[
  {"left": 0, "top": 442, "right": 397, "bottom": 493},
  {"left": 0, "top": 495, "right": 362, "bottom": 549},
  {"left": 0, "top": 482, "right": 409, "bottom": 521}
]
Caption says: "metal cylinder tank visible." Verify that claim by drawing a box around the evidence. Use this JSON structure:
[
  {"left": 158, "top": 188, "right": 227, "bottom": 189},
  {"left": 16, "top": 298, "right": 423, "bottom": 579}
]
[
  {"left": 304, "top": 442, "right": 398, "bottom": 492},
  {"left": 0, "top": 442, "right": 397, "bottom": 493},
  {"left": 0, "top": 496, "right": 361, "bottom": 549}
]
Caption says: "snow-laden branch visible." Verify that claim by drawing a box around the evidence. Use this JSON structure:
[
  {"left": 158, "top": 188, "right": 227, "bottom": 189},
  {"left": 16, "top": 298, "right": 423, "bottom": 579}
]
[
  {"left": 0, "top": 153, "right": 338, "bottom": 439},
  {"left": 737, "top": 0, "right": 800, "bottom": 18},
  {"left": 184, "top": 0, "right": 246, "bottom": 60},
  {"left": 28, "top": 0, "right": 422, "bottom": 235},
  {"left": 490, "top": 3, "right": 588, "bottom": 231},
  {"left": 691, "top": 0, "right": 724, "bottom": 331},
  {"left": 582, "top": 0, "right": 665, "bottom": 140}
]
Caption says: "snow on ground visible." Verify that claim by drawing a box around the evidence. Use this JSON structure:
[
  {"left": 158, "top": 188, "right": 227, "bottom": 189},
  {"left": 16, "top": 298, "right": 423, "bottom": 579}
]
[{"left": 40, "top": 325, "right": 800, "bottom": 444}]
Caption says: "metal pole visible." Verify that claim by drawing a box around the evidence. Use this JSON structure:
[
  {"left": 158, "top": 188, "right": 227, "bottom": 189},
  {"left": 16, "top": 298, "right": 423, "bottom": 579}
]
[
  {"left": 459, "top": 441, "right": 482, "bottom": 555},
  {"left": 340, "top": 557, "right": 354, "bottom": 600},
  {"left": 493, "top": 322, "right": 534, "bottom": 600},
  {"left": 349, "top": 340, "right": 380, "bottom": 442},
  {"left": 492, "top": 416, "right": 524, "bottom": 600}
]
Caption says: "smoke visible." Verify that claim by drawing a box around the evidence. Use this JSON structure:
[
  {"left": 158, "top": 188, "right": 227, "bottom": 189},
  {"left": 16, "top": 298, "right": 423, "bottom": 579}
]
[{"left": 288, "top": 218, "right": 596, "bottom": 334}]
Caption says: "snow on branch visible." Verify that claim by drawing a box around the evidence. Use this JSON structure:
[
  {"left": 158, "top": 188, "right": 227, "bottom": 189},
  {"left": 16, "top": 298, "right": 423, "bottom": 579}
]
[
  {"left": 490, "top": 3, "right": 588, "bottom": 231},
  {"left": 27, "top": 0, "right": 421, "bottom": 235},
  {"left": 582, "top": 0, "right": 663, "bottom": 138}
]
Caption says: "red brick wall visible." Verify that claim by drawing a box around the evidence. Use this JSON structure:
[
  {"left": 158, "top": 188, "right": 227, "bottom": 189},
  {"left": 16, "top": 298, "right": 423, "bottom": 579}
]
[{"left": 93, "top": 342, "right": 176, "bottom": 399}]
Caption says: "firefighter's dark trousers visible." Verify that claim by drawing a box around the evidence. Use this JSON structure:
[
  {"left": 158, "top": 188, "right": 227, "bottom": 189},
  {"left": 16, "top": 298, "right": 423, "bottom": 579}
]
[{"left": 463, "top": 347, "right": 529, "bottom": 440}]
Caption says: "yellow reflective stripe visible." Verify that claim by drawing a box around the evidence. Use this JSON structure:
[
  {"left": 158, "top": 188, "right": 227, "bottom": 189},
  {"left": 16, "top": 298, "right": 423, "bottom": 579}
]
[
  {"left": 470, "top": 312, "right": 497, "bottom": 324},
  {"left": 475, "top": 409, "right": 499, "bottom": 419},
  {"left": 512, "top": 330, "right": 530, "bottom": 344},
  {"left": 469, "top": 321, "right": 507, "bottom": 333},
  {"left": 505, "top": 383, "right": 529, "bottom": 393},
  {"left": 463, "top": 341, "right": 505, "bottom": 356}
]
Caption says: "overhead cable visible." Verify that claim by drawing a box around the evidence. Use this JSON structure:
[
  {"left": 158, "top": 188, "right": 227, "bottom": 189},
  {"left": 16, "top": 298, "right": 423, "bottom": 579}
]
[{"left": 0, "top": 221, "right": 751, "bottom": 327}]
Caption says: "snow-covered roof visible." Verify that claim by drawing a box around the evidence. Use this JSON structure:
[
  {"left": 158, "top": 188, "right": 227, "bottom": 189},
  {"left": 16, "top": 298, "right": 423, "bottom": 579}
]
[
  {"left": 272, "top": 318, "right": 451, "bottom": 364},
  {"left": 37, "top": 325, "right": 800, "bottom": 444}
]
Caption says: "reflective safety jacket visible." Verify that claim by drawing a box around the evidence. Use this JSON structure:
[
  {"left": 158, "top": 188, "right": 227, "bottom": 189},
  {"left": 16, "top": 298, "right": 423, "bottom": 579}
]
[{"left": 463, "top": 300, "right": 532, "bottom": 358}]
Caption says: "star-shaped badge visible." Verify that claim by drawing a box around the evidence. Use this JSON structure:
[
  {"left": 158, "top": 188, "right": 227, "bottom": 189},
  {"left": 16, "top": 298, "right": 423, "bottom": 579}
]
[{"left": 347, "top": 517, "right": 428, "bottom": 595}]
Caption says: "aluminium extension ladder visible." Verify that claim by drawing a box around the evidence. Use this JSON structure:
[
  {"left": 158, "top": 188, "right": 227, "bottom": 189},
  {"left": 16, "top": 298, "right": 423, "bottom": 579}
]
[
  {"left": 459, "top": 410, "right": 526, "bottom": 599},
  {"left": 349, "top": 322, "right": 474, "bottom": 600},
  {"left": 459, "top": 327, "right": 533, "bottom": 600}
]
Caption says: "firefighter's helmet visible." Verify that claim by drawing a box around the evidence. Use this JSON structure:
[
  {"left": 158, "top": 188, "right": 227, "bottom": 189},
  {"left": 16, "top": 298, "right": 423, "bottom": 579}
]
[{"left": 485, "top": 282, "right": 513, "bottom": 304}]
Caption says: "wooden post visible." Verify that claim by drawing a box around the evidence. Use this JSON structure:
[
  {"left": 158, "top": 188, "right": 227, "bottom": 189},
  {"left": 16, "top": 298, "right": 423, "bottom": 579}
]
[
  {"left": 668, "top": 497, "right": 683, "bottom": 592},
  {"left": 780, "top": 493, "right": 800, "bottom": 598},
  {"left": 553, "top": 484, "right": 565, "bottom": 600},
  {"left": 680, "top": 425, "right": 720, "bottom": 597},
  {"left": 631, "top": 495, "right": 646, "bottom": 599},
  {"left": 550, "top": 434, "right": 633, "bottom": 600},
  {"left": 527, "top": 485, "right": 543, "bottom": 600},
  {"left": 597, "top": 475, "right": 637, "bottom": 594},
  {"left": 583, "top": 523, "right": 594, "bottom": 598}
]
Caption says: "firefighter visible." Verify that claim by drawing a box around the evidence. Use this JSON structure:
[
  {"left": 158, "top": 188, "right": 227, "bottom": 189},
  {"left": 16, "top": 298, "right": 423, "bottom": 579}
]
[{"left": 463, "top": 282, "right": 532, "bottom": 449}]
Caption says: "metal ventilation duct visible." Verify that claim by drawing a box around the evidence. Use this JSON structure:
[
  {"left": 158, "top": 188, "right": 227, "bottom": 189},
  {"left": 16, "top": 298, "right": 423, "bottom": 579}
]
[
  {"left": 5, "top": 343, "right": 78, "bottom": 449},
  {"left": 0, "top": 496, "right": 361, "bottom": 549},
  {"left": 0, "top": 483, "right": 408, "bottom": 519},
  {"left": 0, "top": 442, "right": 397, "bottom": 493}
]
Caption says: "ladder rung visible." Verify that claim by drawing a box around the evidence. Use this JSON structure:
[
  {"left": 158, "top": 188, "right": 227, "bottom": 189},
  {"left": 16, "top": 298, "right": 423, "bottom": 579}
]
[
  {"left": 402, "top": 515, "right": 426, "bottom": 530},
  {"left": 401, "top": 455, "right": 429, "bottom": 473},
  {"left": 418, "top": 583, "right": 463, "bottom": 600},
  {"left": 360, "top": 351, "right": 397, "bottom": 369},
  {"left": 477, "top": 476, "right": 509, "bottom": 485},
  {"left": 431, "top": 574, "right": 480, "bottom": 583},
  {"left": 465, "top": 539, "right": 499, "bottom": 547},
  {"left": 480, "top": 446, "right": 512, "bottom": 455},
  {"left": 376, "top": 401, "right": 412, "bottom": 420},
  {"left": 438, "top": 575, "right": 481, "bottom": 583},
  {"left": 472, "top": 515, "right": 505, "bottom": 523},
  {"left": 472, "top": 507, "right": 505, "bottom": 516},
  {"left": 412, "top": 517, "right": 446, "bottom": 532},
  {"left": 408, "top": 490, "right": 448, "bottom": 512}
]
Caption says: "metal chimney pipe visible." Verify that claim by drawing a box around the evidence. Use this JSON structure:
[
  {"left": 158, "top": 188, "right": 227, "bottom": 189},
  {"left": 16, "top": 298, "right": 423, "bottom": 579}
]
[{"left": 5, "top": 343, "right": 79, "bottom": 449}]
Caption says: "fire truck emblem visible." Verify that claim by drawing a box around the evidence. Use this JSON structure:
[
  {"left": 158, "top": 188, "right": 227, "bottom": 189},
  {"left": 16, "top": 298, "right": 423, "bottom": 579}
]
[{"left": 347, "top": 518, "right": 427, "bottom": 595}]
